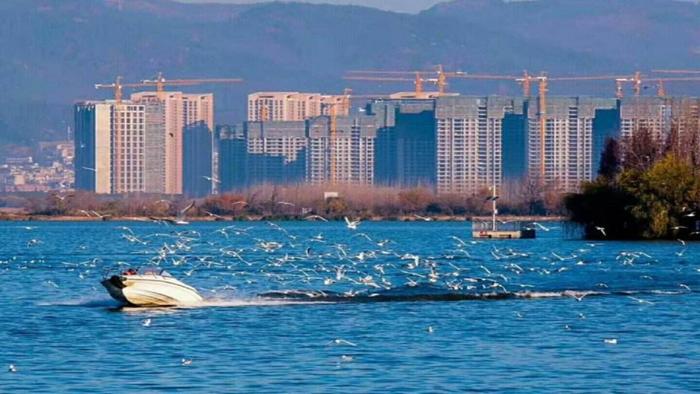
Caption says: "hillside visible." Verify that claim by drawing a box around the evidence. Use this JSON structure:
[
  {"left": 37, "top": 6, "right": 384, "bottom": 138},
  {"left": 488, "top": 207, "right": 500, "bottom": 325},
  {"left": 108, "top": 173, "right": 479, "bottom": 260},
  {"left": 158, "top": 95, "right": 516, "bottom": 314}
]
[{"left": 0, "top": 0, "right": 699, "bottom": 148}]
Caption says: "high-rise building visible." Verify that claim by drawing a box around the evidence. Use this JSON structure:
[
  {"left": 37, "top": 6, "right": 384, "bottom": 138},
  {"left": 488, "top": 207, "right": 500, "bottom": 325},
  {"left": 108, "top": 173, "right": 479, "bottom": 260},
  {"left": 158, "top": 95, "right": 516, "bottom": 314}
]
[
  {"left": 217, "top": 122, "right": 307, "bottom": 190},
  {"left": 591, "top": 103, "right": 621, "bottom": 176},
  {"left": 528, "top": 97, "right": 618, "bottom": 192},
  {"left": 131, "top": 92, "right": 214, "bottom": 194},
  {"left": 183, "top": 121, "right": 213, "bottom": 197},
  {"left": 501, "top": 102, "right": 529, "bottom": 183},
  {"left": 217, "top": 124, "right": 247, "bottom": 192},
  {"left": 369, "top": 99, "right": 437, "bottom": 187},
  {"left": 668, "top": 98, "right": 700, "bottom": 135},
  {"left": 111, "top": 101, "right": 147, "bottom": 193},
  {"left": 75, "top": 92, "right": 214, "bottom": 195},
  {"left": 247, "top": 92, "right": 349, "bottom": 122},
  {"left": 306, "top": 114, "right": 377, "bottom": 185},
  {"left": 435, "top": 96, "right": 525, "bottom": 195},
  {"left": 620, "top": 96, "right": 670, "bottom": 141},
  {"left": 74, "top": 101, "right": 112, "bottom": 194},
  {"left": 245, "top": 121, "right": 307, "bottom": 186},
  {"left": 74, "top": 100, "right": 146, "bottom": 194},
  {"left": 137, "top": 95, "right": 167, "bottom": 193}
]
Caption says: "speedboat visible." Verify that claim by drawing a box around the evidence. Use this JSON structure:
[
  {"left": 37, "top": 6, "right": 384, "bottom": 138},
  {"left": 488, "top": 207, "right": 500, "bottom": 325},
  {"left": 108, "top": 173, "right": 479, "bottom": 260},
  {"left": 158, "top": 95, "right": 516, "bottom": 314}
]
[{"left": 101, "top": 268, "right": 203, "bottom": 307}]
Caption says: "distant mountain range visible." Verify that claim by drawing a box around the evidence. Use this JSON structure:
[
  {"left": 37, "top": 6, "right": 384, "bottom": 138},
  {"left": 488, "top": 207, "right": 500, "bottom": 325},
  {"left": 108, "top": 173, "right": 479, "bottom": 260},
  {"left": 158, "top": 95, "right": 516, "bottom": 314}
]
[{"left": 1, "top": 0, "right": 699, "bottom": 149}]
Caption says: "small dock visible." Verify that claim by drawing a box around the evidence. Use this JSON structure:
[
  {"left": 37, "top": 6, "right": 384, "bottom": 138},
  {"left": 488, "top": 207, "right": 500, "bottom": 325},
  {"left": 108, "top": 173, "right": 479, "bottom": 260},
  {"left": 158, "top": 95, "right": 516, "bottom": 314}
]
[{"left": 472, "top": 225, "right": 536, "bottom": 239}]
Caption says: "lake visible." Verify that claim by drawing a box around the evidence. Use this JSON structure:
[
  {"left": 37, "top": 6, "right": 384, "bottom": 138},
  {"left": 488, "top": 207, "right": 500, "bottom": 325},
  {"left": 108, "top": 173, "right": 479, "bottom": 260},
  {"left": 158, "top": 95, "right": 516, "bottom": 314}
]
[{"left": 0, "top": 221, "right": 698, "bottom": 392}]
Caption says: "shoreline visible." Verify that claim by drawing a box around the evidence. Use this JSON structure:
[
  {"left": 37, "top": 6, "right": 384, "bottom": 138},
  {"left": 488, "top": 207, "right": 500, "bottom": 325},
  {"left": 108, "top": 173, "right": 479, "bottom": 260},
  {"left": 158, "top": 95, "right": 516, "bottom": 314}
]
[{"left": 0, "top": 213, "right": 567, "bottom": 223}]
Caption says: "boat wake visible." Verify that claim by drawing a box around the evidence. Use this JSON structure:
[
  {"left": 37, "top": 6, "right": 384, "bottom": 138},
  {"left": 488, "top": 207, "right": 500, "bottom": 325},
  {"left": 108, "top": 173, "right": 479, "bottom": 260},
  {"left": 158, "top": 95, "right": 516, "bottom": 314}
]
[
  {"left": 38, "top": 296, "right": 122, "bottom": 308},
  {"left": 43, "top": 284, "right": 691, "bottom": 310},
  {"left": 41, "top": 295, "right": 331, "bottom": 310},
  {"left": 258, "top": 284, "right": 689, "bottom": 304}
]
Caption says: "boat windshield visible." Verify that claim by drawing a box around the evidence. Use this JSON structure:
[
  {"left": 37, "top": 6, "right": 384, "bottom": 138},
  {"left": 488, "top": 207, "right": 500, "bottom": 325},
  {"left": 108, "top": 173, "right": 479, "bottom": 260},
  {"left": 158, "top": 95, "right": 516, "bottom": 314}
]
[{"left": 140, "top": 267, "right": 172, "bottom": 277}]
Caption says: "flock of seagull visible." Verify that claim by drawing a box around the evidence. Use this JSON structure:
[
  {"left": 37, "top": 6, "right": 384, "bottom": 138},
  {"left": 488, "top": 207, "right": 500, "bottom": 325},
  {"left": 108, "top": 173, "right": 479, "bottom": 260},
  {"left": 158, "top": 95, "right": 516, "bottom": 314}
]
[{"left": 4, "top": 217, "right": 699, "bottom": 371}]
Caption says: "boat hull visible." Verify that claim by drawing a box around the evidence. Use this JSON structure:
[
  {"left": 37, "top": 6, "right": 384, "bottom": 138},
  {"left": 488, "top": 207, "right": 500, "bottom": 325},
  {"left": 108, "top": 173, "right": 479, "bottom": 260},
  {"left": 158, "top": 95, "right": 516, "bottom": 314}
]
[{"left": 101, "top": 274, "right": 203, "bottom": 307}]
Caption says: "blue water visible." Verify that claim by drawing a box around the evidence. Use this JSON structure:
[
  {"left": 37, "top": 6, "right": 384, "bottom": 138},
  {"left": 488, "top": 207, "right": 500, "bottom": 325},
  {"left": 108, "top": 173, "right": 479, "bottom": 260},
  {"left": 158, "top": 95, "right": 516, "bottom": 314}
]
[{"left": 1, "top": 221, "right": 699, "bottom": 392}]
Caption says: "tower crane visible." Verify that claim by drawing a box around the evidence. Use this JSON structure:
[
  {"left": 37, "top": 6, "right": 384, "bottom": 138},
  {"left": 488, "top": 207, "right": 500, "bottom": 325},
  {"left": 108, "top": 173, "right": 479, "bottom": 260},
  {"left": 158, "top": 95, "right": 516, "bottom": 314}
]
[
  {"left": 652, "top": 69, "right": 700, "bottom": 75},
  {"left": 644, "top": 76, "right": 700, "bottom": 97},
  {"left": 140, "top": 72, "right": 243, "bottom": 99},
  {"left": 94, "top": 76, "right": 150, "bottom": 104},
  {"left": 612, "top": 71, "right": 643, "bottom": 98},
  {"left": 650, "top": 70, "right": 700, "bottom": 97},
  {"left": 95, "top": 73, "right": 244, "bottom": 102},
  {"left": 345, "top": 70, "right": 427, "bottom": 96}
]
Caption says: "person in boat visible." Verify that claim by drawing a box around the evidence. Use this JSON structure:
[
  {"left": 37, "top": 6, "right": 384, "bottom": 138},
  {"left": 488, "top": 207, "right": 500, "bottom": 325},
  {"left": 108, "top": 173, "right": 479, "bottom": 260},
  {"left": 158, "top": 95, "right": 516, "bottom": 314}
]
[{"left": 123, "top": 268, "right": 138, "bottom": 276}]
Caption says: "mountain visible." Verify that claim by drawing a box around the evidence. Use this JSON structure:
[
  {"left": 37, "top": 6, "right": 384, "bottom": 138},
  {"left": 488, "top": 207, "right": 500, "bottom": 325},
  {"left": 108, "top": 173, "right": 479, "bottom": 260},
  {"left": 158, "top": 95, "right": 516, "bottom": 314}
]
[{"left": 0, "top": 0, "right": 699, "bottom": 149}]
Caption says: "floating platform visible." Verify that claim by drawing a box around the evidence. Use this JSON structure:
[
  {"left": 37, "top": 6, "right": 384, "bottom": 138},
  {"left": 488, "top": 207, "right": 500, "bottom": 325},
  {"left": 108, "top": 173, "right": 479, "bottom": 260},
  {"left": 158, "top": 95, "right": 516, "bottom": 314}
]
[
  {"left": 472, "top": 228, "right": 536, "bottom": 239},
  {"left": 472, "top": 220, "right": 536, "bottom": 239}
]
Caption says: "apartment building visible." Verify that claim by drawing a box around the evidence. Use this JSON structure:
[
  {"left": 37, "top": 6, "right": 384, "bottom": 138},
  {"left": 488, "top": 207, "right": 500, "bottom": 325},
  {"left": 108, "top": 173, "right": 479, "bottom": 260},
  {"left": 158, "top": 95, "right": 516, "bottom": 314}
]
[
  {"left": 306, "top": 115, "right": 377, "bottom": 185},
  {"left": 247, "top": 92, "right": 349, "bottom": 122}
]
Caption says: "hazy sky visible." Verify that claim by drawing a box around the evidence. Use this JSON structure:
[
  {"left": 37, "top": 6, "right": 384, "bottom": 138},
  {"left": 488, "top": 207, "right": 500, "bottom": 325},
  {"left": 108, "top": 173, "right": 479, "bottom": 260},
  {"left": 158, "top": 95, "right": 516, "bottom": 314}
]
[{"left": 177, "top": 0, "right": 448, "bottom": 13}]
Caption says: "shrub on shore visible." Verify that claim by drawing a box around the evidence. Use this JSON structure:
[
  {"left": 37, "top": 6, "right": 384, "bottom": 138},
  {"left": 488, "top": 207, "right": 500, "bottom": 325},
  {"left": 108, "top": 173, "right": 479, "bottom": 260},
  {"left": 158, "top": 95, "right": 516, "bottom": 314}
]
[
  {"left": 566, "top": 128, "right": 700, "bottom": 240},
  {"left": 5, "top": 181, "right": 567, "bottom": 220}
]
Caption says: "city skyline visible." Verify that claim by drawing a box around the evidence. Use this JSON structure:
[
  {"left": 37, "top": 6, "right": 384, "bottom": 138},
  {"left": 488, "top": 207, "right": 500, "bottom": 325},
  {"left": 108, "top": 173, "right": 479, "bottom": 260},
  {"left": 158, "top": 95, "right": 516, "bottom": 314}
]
[{"left": 65, "top": 84, "right": 700, "bottom": 199}]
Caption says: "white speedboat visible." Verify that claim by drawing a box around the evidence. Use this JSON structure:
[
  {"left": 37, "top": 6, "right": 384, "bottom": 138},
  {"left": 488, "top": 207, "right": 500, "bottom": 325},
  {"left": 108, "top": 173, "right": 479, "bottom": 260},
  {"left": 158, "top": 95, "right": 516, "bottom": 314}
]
[{"left": 101, "top": 268, "right": 203, "bottom": 307}]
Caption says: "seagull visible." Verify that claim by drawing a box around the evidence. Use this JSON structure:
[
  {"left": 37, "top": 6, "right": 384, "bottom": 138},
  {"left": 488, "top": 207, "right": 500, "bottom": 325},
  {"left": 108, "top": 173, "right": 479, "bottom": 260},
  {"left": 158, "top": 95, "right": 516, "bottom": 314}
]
[
  {"left": 427, "top": 326, "right": 434, "bottom": 333},
  {"left": 203, "top": 210, "right": 225, "bottom": 220},
  {"left": 330, "top": 339, "right": 357, "bottom": 347},
  {"left": 181, "top": 358, "right": 192, "bottom": 366},
  {"left": 628, "top": 296, "right": 654, "bottom": 305},
  {"left": 172, "top": 201, "right": 196, "bottom": 225},
  {"left": 339, "top": 355, "right": 354, "bottom": 363},
  {"left": 276, "top": 201, "right": 295, "bottom": 207},
  {"left": 81, "top": 166, "right": 97, "bottom": 172},
  {"left": 202, "top": 175, "right": 221, "bottom": 184},
  {"left": 142, "top": 318, "right": 152, "bottom": 327},
  {"left": 344, "top": 217, "right": 361, "bottom": 230},
  {"left": 594, "top": 226, "right": 607, "bottom": 237},
  {"left": 533, "top": 222, "right": 551, "bottom": 232},
  {"left": 449, "top": 236, "right": 467, "bottom": 247},
  {"left": 414, "top": 214, "right": 432, "bottom": 221},
  {"left": 8, "top": 364, "right": 17, "bottom": 373},
  {"left": 305, "top": 214, "right": 328, "bottom": 222},
  {"left": 604, "top": 338, "right": 618, "bottom": 345},
  {"left": 90, "top": 210, "right": 112, "bottom": 220},
  {"left": 53, "top": 193, "right": 73, "bottom": 201},
  {"left": 567, "top": 291, "right": 588, "bottom": 302}
]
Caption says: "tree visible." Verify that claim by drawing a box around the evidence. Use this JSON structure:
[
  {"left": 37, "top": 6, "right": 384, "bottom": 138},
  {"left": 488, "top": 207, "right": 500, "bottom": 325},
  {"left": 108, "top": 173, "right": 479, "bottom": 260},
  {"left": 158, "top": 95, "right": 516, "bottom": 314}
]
[
  {"left": 622, "top": 127, "right": 660, "bottom": 172},
  {"left": 567, "top": 154, "right": 700, "bottom": 240},
  {"left": 621, "top": 154, "right": 700, "bottom": 238}
]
